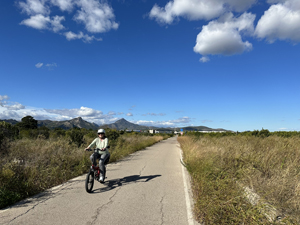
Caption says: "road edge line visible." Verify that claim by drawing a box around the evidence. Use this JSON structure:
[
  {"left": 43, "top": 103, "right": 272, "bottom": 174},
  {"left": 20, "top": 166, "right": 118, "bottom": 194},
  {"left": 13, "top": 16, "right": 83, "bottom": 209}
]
[{"left": 178, "top": 143, "right": 201, "bottom": 225}]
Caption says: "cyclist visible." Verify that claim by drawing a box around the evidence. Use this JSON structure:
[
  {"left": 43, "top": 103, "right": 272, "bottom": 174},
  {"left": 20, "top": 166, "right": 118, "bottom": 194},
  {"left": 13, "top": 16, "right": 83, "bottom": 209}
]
[{"left": 85, "top": 129, "right": 110, "bottom": 183}]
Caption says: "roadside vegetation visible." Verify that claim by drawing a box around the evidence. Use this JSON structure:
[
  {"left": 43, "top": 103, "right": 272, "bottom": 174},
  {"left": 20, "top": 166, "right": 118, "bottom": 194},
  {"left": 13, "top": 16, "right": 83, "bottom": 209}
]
[
  {"left": 178, "top": 130, "right": 300, "bottom": 224},
  {"left": 0, "top": 116, "right": 172, "bottom": 209}
]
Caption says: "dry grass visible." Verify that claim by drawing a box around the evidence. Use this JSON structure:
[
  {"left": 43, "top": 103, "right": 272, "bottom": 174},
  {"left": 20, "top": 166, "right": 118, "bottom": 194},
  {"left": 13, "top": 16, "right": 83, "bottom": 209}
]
[{"left": 178, "top": 135, "right": 300, "bottom": 224}]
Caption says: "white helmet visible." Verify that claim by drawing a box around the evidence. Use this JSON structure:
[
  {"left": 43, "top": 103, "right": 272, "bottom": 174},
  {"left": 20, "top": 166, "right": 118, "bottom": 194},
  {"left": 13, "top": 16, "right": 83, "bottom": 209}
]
[{"left": 97, "top": 129, "right": 105, "bottom": 134}]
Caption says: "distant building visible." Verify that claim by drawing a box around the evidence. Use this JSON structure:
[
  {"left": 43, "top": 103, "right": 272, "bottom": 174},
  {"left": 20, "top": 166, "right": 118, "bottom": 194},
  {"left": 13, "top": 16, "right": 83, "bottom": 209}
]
[
  {"left": 126, "top": 130, "right": 141, "bottom": 132},
  {"left": 149, "top": 129, "right": 159, "bottom": 134}
]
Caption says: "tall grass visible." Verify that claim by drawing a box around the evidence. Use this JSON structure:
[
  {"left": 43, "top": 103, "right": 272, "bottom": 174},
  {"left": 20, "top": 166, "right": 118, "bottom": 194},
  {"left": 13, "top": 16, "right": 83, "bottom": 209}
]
[
  {"left": 178, "top": 135, "right": 300, "bottom": 224},
  {"left": 0, "top": 134, "right": 167, "bottom": 209}
]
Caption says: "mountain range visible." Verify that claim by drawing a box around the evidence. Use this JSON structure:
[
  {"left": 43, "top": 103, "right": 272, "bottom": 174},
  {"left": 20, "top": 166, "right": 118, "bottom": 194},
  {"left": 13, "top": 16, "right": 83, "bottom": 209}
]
[{"left": 1, "top": 117, "right": 229, "bottom": 132}]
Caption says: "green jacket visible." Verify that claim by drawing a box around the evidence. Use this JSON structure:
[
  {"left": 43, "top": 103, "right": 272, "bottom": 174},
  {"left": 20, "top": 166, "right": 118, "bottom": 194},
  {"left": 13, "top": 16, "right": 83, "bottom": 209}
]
[{"left": 88, "top": 137, "right": 109, "bottom": 155}]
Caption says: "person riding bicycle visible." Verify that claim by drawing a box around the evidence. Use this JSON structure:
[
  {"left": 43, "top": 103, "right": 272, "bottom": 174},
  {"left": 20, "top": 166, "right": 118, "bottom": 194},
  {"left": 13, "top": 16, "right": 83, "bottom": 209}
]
[{"left": 85, "top": 129, "right": 110, "bottom": 183}]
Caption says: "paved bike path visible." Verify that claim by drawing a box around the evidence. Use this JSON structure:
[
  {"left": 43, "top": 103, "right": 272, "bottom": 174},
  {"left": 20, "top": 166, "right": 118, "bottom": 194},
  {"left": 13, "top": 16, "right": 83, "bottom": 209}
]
[{"left": 0, "top": 137, "right": 198, "bottom": 225}]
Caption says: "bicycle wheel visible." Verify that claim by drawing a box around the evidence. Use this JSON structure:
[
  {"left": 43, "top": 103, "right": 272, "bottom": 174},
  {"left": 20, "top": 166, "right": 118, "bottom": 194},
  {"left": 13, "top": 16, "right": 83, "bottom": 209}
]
[{"left": 85, "top": 170, "right": 94, "bottom": 193}]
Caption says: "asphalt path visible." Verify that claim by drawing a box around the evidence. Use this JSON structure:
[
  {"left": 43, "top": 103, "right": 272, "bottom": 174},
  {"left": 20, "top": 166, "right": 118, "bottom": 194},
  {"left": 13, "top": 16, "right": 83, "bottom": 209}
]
[{"left": 0, "top": 137, "right": 198, "bottom": 225}]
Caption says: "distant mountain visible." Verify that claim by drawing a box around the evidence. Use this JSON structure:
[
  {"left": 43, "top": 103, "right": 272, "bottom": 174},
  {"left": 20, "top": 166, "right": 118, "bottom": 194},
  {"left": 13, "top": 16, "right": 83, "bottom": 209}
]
[
  {"left": 100, "top": 119, "right": 230, "bottom": 132},
  {"left": 1, "top": 117, "right": 99, "bottom": 130},
  {"left": 1, "top": 117, "right": 230, "bottom": 132},
  {"left": 37, "top": 117, "right": 99, "bottom": 130},
  {"left": 179, "top": 126, "right": 228, "bottom": 132},
  {"left": 99, "top": 118, "right": 157, "bottom": 131},
  {"left": 0, "top": 119, "right": 19, "bottom": 125}
]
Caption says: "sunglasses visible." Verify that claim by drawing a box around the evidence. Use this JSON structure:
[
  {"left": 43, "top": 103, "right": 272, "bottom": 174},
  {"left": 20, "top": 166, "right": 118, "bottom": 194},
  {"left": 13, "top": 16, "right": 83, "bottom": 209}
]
[{"left": 98, "top": 133, "right": 104, "bottom": 135}]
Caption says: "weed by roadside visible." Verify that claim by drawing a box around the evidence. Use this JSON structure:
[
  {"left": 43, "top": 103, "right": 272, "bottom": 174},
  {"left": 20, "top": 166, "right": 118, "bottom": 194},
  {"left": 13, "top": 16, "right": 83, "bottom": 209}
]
[{"left": 178, "top": 135, "right": 300, "bottom": 224}]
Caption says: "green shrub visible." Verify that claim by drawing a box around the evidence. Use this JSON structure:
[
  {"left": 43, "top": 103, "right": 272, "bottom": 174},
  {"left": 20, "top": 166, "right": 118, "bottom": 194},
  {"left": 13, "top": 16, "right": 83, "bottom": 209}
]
[{"left": 66, "top": 128, "right": 84, "bottom": 147}]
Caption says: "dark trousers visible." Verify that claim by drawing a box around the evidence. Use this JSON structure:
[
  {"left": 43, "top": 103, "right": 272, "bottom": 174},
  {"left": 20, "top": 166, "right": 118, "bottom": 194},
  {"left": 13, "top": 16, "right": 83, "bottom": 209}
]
[{"left": 90, "top": 152, "right": 110, "bottom": 177}]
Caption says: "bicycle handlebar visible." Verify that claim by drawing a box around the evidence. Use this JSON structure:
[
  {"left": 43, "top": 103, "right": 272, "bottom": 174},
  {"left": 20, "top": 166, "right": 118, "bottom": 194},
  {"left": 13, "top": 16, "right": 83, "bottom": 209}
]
[{"left": 86, "top": 146, "right": 110, "bottom": 152}]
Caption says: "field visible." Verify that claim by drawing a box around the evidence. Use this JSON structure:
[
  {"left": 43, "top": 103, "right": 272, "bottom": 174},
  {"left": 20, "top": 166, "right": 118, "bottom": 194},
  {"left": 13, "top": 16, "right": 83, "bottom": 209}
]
[{"left": 178, "top": 133, "right": 300, "bottom": 224}]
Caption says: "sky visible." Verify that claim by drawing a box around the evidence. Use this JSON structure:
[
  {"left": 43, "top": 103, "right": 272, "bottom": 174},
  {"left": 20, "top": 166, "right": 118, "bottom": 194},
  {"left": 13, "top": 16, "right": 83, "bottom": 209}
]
[{"left": 0, "top": 0, "right": 300, "bottom": 132}]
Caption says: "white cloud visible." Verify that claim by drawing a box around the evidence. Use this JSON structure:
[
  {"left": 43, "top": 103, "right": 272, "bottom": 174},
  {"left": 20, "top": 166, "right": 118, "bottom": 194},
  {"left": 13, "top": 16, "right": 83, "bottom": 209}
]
[
  {"left": 170, "top": 116, "right": 192, "bottom": 124},
  {"left": 279, "top": 127, "right": 288, "bottom": 130},
  {"left": 74, "top": 0, "right": 119, "bottom": 33},
  {"left": 17, "top": 0, "right": 117, "bottom": 42},
  {"left": 20, "top": 14, "right": 65, "bottom": 32},
  {"left": 5, "top": 103, "right": 26, "bottom": 110},
  {"left": 193, "top": 12, "right": 255, "bottom": 57},
  {"left": 50, "top": 0, "right": 74, "bottom": 11},
  {"left": 0, "top": 110, "right": 22, "bottom": 120},
  {"left": 200, "top": 56, "right": 210, "bottom": 62},
  {"left": 136, "top": 116, "right": 192, "bottom": 127},
  {"left": 0, "top": 95, "right": 25, "bottom": 111},
  {"left": 255, "top": 0, "right": 300, "bottom": 42},
  {"left": 45, "top": 62, "right": 57, "bottom": 70},
  {"left": 0, "top": 95, "right": 9, "bottom": 103},
  {"left": 35, "top": 62, "right": 43, "bottom": 68},
  {"left": 225, "top": 0, "right": 257, "bottom": 12},
  {"left": 19, "top": 0, "right": 50, "bottom": 16},
  {"left": 46, "top": 63, "right": 57, "bottom": 67},
  {"left": 45, "top": 106, "right": 103, "bottom": 118},
  {"left": 149, "top": 0, "right": 224, "bottom": 24},
  {"left": 1, "top": 96, "right": 196, "bottom": 128},
  {"left": 136, "top": 120, "right": 173, "bottom": 127},
  {"left": 149, "top": 0, "right": 256, "bottom": 24},
  {"left": 64, "top": 31, "right": 102, "bottom": 42}
]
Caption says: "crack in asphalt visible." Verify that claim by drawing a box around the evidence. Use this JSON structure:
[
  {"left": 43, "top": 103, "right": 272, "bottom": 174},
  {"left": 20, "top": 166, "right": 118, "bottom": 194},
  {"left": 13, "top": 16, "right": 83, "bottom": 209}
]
[
  {"left": 87, "top": 187, "right": 122, "bottom": 225},
  {"left": 5, "top": 181, "right": 79, "bottom": 224},
  {"left": 160, "top": 196, "right": 165, "bottom": 225},
  {"left": 139, "top": 164, "right": 147, "bottom": 176}
]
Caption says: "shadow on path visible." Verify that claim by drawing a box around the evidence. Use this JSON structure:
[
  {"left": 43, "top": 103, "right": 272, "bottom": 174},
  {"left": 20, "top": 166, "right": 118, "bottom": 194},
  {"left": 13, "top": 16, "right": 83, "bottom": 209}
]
[{"left": 91, "top": 174, "right": 161, "bottom": 194}]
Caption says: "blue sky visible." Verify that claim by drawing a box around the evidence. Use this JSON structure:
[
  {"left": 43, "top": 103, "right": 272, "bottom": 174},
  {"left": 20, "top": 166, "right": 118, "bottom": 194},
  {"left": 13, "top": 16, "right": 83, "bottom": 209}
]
[{"left": 0, "top": 0, "right": 300, "bottom": 132}]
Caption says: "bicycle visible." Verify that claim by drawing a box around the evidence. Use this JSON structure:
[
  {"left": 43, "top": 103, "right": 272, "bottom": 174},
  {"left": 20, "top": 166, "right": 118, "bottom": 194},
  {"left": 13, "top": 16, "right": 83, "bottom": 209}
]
[{"left": 85, "top": 148, "right": 110, "bottom": 193}]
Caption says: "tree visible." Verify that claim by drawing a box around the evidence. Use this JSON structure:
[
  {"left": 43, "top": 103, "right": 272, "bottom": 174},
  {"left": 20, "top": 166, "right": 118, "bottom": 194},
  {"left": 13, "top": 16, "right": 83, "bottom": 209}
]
[{"left": 17, "top": 116, "right": 38, "bottom": 130}]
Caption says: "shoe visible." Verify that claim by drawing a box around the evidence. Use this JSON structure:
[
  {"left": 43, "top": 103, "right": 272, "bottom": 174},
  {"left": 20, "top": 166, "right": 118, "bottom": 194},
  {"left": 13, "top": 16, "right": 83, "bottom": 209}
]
[{"left": 99, "top": 176, "right": 104, "bottom": 183}]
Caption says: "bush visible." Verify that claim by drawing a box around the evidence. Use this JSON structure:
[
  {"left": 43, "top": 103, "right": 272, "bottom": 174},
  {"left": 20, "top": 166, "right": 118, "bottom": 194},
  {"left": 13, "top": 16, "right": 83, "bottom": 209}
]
[
  {"left": 105, "top": 128, "right": 120, "bottom": 141},
  {"left": 0, "top": 122, "right": 18, "bottom": 155},
  {"left": 66, "top": 128, "right": 84, "bottom": 147}
]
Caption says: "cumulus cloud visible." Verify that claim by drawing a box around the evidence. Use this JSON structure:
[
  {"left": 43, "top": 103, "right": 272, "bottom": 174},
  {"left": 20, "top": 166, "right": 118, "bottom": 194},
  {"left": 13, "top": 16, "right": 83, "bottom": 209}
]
[
  {"left": 64, "top": 31, "right": 102, "bottom": 42},
  {"left": 50, "top": 0, "right": 74, "bottom": 11},
  {"left": 0, "top": 95, "right": 9, "bottom": 101},
  {"left": 0, "top": 95, "right": 25, "bottom": 111},
  {"left": 19, "top": 0, "right": 50, "bottom": 16},
  {"left": 20, "top": 14, "right": 65, "bottom": 32},
  {"left": 73, "top": 0, "right": 119, "bottom": 33},
  {"left": 255, "top": 0, "right": 300, "bottom": 42},
  {"left": 126, "top": 113, "right": 133, "bottom": 116},
  {"left": 17, "top": 0, "right": 118, "bottom": 42},
  {"left": 5, "top": 103, "right": 26, "bottom": 110},
  {"left": 149, "top": 0, "right": 256, "bottom": 24},
  {"left": 193, "top": 12, "right": 255, "bottom": 58},
  {"left": 0, "top": 95, "right": 9, "bottom": 107},
  {"left": 0, "top": 102, "right": 120, "bottom": 124},
  {"left": 46, "top": 106, "right": 103, "bottom": 118}
]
